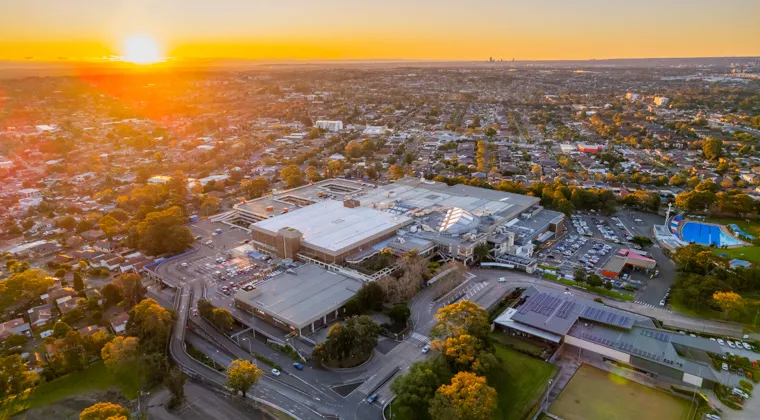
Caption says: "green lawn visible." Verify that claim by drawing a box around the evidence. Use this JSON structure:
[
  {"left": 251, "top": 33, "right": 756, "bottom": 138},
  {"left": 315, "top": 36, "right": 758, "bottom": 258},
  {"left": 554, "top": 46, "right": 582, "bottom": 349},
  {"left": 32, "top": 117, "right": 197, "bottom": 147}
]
[
  {"left": 492, "top": 344, "right": 557, "bottom": 420},
  {"left": 705, "top": 217, "right": 760, "bottom": 237},
  {"left": 710, "top": 246, "right": 760, "bottom": 264},
  {"left": 385, "top": 345, "right": 556, "bottom": 420},
  {"left": 1, "top": 360, "right": 139, "bottom": 418},
  {"left": 550, "top": 364, "right": 691, "bottom": 420}
]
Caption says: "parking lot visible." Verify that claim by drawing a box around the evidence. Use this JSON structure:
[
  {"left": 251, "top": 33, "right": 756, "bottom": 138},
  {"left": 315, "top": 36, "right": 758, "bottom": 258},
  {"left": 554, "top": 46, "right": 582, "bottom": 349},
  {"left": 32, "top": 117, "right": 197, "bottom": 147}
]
[{"left": 535, "top": 210, "right": 672, "bottom": 304}]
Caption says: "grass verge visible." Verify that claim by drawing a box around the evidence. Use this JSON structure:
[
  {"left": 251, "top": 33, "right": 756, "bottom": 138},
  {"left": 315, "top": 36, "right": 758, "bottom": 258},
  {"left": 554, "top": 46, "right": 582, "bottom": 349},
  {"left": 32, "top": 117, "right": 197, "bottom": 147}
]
[
  {"left": 492, "top": 344, "right": 557, "bottom": 420},
  {"left": 0, "top": 360, "right": 138, "bottom": 418}
]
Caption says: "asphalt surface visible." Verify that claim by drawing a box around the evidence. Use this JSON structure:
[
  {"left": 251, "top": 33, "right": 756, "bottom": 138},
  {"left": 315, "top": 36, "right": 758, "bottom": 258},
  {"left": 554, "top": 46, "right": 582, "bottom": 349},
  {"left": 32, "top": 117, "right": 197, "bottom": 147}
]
[{"left": 159, "top": 222, "right": 384, "bottom": 420}]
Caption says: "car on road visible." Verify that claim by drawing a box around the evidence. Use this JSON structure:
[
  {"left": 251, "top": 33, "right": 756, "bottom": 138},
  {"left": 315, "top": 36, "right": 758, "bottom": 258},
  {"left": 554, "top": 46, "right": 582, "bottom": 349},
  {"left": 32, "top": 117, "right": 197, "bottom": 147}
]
[
  {"left": 180, "top": 262, "right": 188, "bottom": 268},
  {"left": 422, "top": 345, "right": 431, "bottom": 353},
  {"left": 271, "top": 368, "right": 281, "bottom": 376},
  {"left": 366, "top": 394, "right": 378, "bottom": 404},
  {"left": 497, "top": 277, "right": 506, "bottom": 283},
  {"left": 292, "top": 362, "right": 304, "bottom": 370},
  {"left": 193, "top": 309, "right": 198, "bottom": 316},
  {"left": 718, "top": 339, "right": 725, "bottom": 346}
]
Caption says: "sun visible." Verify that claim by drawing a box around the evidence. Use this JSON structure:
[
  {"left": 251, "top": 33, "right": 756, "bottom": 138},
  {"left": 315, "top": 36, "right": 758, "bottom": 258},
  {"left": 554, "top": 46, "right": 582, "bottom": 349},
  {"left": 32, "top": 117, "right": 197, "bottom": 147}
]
[{"left": 122, "top": 35, "right": 162, "bottom": 64}]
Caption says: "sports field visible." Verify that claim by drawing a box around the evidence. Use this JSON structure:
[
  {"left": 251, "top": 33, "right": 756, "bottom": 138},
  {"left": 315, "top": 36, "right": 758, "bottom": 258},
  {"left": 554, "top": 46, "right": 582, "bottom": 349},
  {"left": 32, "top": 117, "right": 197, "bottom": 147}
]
[{"left": 549, "top": 364, "right": 691, "bottom": 420}]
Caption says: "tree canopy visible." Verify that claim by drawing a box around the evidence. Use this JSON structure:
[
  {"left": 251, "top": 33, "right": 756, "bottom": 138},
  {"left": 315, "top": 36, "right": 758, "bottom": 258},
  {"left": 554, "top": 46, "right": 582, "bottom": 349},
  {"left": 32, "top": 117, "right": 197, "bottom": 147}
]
[{"left": 226, "top": 359, "right": 263, "bottom": 398}]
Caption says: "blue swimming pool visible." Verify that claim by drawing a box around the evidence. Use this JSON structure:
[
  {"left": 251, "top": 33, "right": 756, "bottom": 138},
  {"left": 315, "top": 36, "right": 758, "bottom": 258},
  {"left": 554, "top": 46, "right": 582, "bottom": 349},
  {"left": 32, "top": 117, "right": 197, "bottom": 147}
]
[{"left": 680, "top": 222, "right": 744, "bottom": 246}]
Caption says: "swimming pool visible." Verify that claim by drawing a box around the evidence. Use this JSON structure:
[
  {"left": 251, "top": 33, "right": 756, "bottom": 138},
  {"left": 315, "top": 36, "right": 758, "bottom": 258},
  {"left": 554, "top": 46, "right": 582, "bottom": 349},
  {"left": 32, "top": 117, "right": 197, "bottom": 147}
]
[{"left": 680, "top": 222, "right": 744, "bottom": 246}]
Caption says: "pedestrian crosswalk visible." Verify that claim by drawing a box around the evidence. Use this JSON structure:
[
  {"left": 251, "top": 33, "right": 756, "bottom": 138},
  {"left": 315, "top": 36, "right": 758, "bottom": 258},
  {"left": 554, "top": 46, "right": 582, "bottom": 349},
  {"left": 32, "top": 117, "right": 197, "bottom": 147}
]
[
  {"left": 410, "top": 332, "right": 431, "bottom": 344},
  {"left": 635, "top": 301, "right": 672, "bottom": 312}
]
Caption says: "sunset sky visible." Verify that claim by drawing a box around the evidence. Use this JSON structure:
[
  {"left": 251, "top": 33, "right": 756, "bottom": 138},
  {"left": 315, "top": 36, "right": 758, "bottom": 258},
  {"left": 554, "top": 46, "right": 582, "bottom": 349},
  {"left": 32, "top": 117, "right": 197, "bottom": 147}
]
[{"left": 1, "top": 0, "right": 759, "bottom": 61}]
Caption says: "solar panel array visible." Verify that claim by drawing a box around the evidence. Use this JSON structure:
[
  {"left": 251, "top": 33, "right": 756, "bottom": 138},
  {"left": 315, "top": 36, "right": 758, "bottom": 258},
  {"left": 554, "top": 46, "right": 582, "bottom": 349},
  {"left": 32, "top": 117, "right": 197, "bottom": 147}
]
[
  {"left": 580, "top": 306, "right": 633, "bottom": 328},
  {"left": 517, "top": 292, "right": 575, "bottom": 317},
  {"left": 630, "top": 347, "right": 662, "bottom": 362},
  {"left": 639, "top": 329, "right": 671, "bottom": 342}
]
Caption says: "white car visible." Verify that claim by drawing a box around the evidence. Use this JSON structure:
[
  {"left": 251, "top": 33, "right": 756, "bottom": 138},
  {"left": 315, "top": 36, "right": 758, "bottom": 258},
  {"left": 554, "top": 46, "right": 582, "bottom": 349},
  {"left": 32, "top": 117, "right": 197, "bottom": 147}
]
[
  {"left": 717, "top": 339, "right": 725, "bottom": 346},
  {"left": 743, "top": 342, "right": 752, "bottom": 350},
  {"left": 722, "top": 363, "right": 729, "bottom": 371},
  {"left": 271, "top": 369, "right": 281, "bottom": 376},
  {"left": 180, "top": 262, "right": 189, "bottom": 268},
  {"left": 422, "top": 345, "right": 431, "bottom": 353},
  {"left": 728, "top": 341, "right": 736, "bottom": 348},
  {"left": 497, "top": 277, "right": 506, "bottom": 283}
]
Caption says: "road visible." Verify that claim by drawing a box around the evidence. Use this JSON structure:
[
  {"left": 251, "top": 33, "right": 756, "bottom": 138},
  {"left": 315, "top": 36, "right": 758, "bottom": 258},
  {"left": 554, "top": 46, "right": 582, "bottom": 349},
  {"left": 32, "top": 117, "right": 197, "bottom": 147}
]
[{"left": 159, "top": 225, "right": 383, "bottom": 420}]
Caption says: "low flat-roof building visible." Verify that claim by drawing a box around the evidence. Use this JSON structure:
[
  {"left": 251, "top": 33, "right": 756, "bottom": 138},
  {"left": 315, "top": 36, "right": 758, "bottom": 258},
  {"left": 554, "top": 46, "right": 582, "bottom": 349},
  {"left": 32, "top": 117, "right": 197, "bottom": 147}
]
[
  {"left": 601, "top": 249, "right": 657, "bottom": 278},
  {"left": 494, "top": 286, "right": 721, "bottom": 388},
  {"left": 234, "top": 264, "right": 362, "bottom": 335}
]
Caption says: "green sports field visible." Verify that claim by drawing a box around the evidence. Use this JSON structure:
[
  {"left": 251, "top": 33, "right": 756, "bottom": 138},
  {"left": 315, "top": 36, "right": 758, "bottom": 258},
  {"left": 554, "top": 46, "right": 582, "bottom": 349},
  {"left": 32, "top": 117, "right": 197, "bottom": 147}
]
[{"left": 550, "top": 364, "right": 691, "bottom": 420}]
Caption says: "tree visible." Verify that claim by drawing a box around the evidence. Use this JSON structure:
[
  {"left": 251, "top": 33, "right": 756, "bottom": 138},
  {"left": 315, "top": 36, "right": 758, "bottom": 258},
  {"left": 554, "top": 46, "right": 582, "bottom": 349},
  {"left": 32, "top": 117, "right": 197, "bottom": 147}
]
[
  {"left": 132, "top": 206, "right": 194, "bottom": 256},
  {"left": 379, "top": 251, "right": 428, "bottom": 303},
  {"left": 312, "top": 315, "right": 381, "bottom": 367},
  {"left": 56, "top": 215, "right": 77, "bottom": 231},
  {"left": 355, "top": 282, "right": 385, "bottom": 312},
  {"left": 631, "top": 236, "right": 654, "bottom": 247},
  {"left": 327, "top": 160, "right": 344, "bottom": 177},
  {"left": 713, "top": 291, "right": 744, "bottom": 319},
  {"left": 98, "top": 215, "right": 122, "bottom": 239},
  {"left": 389, "top": 165, "right": 405, "bottom": 180},
  {"left": 226, "top": 359, "right": 263, "bottom": 398},
  {"left": 703, "top": 138, "right": 723, "bottom": 160},
  {"left": 281, "top": 165, "right": 305, "bottom": 188},
  {"left": 112, "top": 273, "right": 146, "bottom": 309},
  {"left": 388, "top": 303, "right": 411, "bottom": 324},
  {"left": 128, "top": 298, "right": 173, "bottom": 353},
  {"left": 432, "top": 334, "right": 483, "bottom": 370},
  {"left": 83, "top": 330, "right": 109, "bottom": 358},
  {"left": 305, "top": 166, "right": 321, "bottom": 182},
  {"left": 573, "top": 268, "right": 587, "bottom": 283},
  {"left": 79, "top": 402, "right": 128, "bottom": 420},
  {"left": 52, "top": 321, "right": 73, "bottom": 338},
  {"left": 54, "top": 268, "right": 67, "bottom": 278},
  {"left": 430, "top": 301, "right": 490, "bottom": 342},
  {"left": 200, "top": 195, "right": 221, "bottom": 216},
  {"left": 391, "top": 358, "right": 453, "bottom": 420},
  {"left": 211, "top": 308, "right": 234, "bottom": 331},
  {"left": 241, "top": 177, "right": 269, "bottom": 198},
  {"left": 587, "top": 274, "right": 604, "bottom": 288},
  {"left": 0, "top": 355, "right": 37, "bottom": 399},
  {"left": 101, "top": 283, "right": 123, "bottom": 305},
  {"left": 0, "top": 269, "right": 55, "bottom": 312},
  {"left": 430, "top": 371, "right": 497, "bottom": 420},
  {"left": 102, "top": 336, "right": 140, "bottom": 374},
  {"left": 473, "top": 243, "right": 490, "bottom": 262},
  {"left": 73, "top": 271, "right": 85, "bottom": 291},
  {"left": 165, "top": 367, "right": 187, "bottom": 408}
]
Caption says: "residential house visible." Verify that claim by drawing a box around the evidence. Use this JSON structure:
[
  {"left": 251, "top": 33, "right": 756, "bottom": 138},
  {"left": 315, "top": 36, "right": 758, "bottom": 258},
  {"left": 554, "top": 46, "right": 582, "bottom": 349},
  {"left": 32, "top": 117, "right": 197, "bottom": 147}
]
[
  {"left": 27, "top": 304, "right": 56, "bottom": 328},
  {"left": 0, "top": 318, "right": 32, "bottom": 341},
  {"left": 110, "top": 312, "right": 129, "bottom": 335}
]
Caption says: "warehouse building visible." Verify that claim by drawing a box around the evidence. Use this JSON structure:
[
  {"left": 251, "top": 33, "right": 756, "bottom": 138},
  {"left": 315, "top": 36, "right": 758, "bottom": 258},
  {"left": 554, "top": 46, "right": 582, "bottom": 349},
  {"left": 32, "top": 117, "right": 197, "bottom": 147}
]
[{"left": 494, "top": 286, "right": 721, "bottom": 388}]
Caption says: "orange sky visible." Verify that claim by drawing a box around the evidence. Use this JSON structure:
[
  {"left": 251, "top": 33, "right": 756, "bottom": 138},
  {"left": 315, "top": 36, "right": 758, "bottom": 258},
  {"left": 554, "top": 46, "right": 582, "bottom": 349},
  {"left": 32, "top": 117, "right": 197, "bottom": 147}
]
[{"left": 1, "top": 0, "right": 759, "bottom": 61}]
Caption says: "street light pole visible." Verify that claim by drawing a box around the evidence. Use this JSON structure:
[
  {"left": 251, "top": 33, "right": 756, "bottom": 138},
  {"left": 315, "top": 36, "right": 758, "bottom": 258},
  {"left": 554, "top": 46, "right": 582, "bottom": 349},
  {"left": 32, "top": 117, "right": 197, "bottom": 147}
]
[
  {"left": 544, "top": 379, "right": 554, "bottom": 412},
  {"left": 243, "top": 337, "right": 251, "bottom": 353},
  {"left": 212, "top": 350, "right": 219, "bottom": 370}
]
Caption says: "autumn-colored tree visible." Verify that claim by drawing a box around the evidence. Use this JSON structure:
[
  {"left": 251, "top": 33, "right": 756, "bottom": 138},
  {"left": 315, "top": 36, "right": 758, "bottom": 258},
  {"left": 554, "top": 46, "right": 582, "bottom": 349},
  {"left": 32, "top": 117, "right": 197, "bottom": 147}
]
[
  {"left": 211, "top": 308, "right": 235, "bottom": 330},
  {"left": 226, "top": 359, "right": 263, "bottom": 398},
  {"left": 432, "top": 334, "right": 482, "bottom": 369},
  {"left": 389, "top": 165, "right": 405, "bottom": 180},
  {"left": 327, "top": 160, "right": 344, "bottom": 177},
  {"left": 429, "top": 371, "right": 497, "bottom": 420},
  {"left": 305, "top": 166, "right": 321, "bottom": 182},
  {"left": 128, "top": 298, "right": 174, "bottom": 353},
  {"left": 713, "top": 291, "right": 744, "bottom": 319},
  {"left": 79, "top": 402, "right": 128, "bottom": 420},
  {"left": 430, "top": 301, "right": 490, "bottom": 342},
  {"left": 102, "top": 336, "right": 140, "bottom": 374},
  {"left": 281, "top": 165, "right": 305, "bottom": 188},
  {"left": 112, "top": 273, "right": 146, "bottom": 309},
  {"left": 97, "top": 215, "right": 122, "bottom": 240}
]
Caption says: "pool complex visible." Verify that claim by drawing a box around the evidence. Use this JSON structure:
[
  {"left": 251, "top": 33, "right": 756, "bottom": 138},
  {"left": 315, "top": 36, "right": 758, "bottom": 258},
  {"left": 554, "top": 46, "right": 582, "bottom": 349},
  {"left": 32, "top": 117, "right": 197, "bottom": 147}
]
[{"left": 680, "top": 222, "right": 744, "bottom": 247}]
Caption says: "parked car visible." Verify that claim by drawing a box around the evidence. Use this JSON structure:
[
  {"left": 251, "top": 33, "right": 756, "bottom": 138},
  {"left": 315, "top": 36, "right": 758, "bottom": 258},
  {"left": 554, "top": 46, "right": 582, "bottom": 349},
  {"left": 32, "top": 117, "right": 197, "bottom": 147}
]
[
  {"left": 743, "top": 342, "right": 752, "bottom": 350},
  {"left": 180, "top": 262, "right": 189, "bottom": 268},
  {"left": 422, "top": 345, "right": 431, "bottom": 353},
  {"left": 728, "top": 341, "right": 736, "bottom": 348},
  {"left": 722, "top": 363, "right": 729, "bottom": 371},
  {"left": 271, "top": 369, "right": 281, "bottom": 376},
  {"left": 732, "top": 388, "right": 749, "bottom": 399},
  {"left": 497, "top": 277, "right": 506, "bottom": 283}
]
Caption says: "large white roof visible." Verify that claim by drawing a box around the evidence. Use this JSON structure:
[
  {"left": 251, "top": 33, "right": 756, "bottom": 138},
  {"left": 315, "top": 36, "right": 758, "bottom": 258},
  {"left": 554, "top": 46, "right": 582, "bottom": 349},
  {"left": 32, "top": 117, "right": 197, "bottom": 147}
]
[{"left": 253, "top": 200, "right": 411, "bottom": 254}]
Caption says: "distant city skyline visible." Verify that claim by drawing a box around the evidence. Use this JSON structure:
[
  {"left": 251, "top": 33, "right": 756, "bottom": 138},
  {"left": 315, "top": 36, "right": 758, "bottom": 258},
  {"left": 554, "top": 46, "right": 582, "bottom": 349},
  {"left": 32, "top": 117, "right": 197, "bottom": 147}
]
[{"left": 1, "top": 0, "right": 759, "bottom": 61}]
